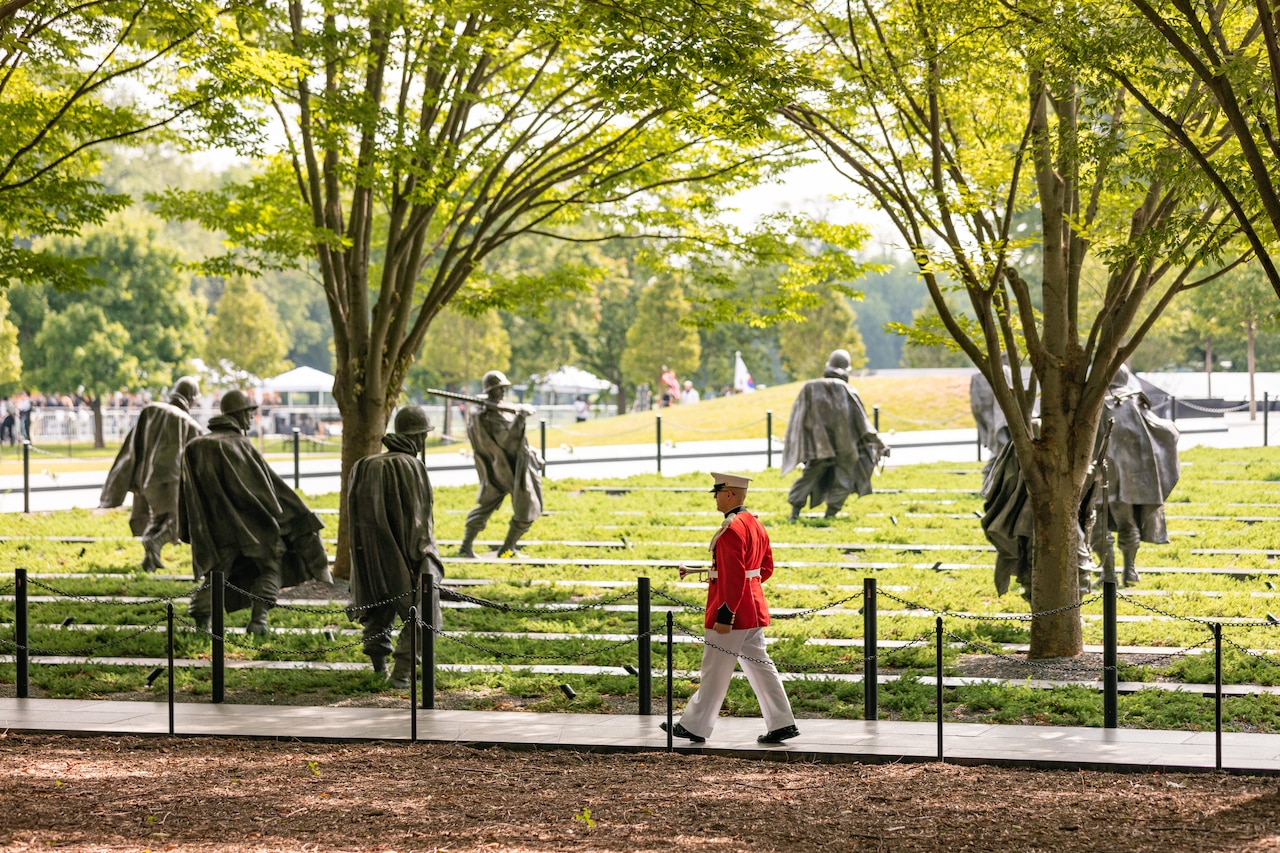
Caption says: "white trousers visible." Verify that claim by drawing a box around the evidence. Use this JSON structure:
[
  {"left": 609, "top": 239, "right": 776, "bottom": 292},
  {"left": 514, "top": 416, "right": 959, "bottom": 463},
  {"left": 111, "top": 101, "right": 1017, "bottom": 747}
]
[{"left": 678, "top": 627, "right": 795, "bottom": 739}]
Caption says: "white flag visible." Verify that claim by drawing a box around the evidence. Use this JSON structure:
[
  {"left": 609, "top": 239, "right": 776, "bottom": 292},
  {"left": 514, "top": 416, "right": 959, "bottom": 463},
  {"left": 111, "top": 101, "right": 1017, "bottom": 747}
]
[{"left": 733, "top": 351, "right": 755, "bottom": 393}]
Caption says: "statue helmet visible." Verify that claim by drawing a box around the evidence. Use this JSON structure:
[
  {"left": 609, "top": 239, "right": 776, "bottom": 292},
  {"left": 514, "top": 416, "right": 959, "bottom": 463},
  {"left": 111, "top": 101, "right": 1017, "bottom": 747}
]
[
  {"left": 481, "top": 370, "right": 512, "bottom": 393},
  {"left": 393, "top": 405, "right": 434, "bottom": 436},
  {"left": 824, "top": 348, "right": 852, "bottom": 379},
  {"left": 1110, "top": 363, "right": 1135, "bottom": 391},
  {"left": 219, "top": 389, "right": 258, "bottom": 416},
  {"left": 171, "top": 375, "right": 199, "bottom": 404}
]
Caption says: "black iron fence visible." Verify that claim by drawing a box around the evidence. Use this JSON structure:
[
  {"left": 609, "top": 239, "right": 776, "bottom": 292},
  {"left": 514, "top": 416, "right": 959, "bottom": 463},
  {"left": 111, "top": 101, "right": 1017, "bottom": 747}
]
[{"left": 3, "top": 567, "right": 1277, "bottom": 768}]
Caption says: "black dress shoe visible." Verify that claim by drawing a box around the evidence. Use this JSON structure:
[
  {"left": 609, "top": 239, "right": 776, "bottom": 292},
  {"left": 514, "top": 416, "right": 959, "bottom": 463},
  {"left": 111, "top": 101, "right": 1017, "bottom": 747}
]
[
  {"left": 660, "top": 721, "right": 706, "bottom": 743},
  {"left": 757, "top": 724, "right": 800, "bottom": 744}
]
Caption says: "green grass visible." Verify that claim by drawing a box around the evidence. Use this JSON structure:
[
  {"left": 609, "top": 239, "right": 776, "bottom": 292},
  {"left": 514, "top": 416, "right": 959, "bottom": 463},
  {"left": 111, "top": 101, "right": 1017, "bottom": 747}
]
[{"left": 4, "top": 445, "right": 1280, "bottom": 732}]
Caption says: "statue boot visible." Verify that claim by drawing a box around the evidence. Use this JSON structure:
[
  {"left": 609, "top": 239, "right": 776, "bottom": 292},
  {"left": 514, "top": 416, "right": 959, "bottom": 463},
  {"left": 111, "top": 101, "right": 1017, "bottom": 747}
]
[
  {"left": 498, "top": 524, "right": 525, "bottom": 559},
  {"left": 788, "top": 504, "right": 802, "bottom": 522},
  {"left": 388, "top": 657, "right": 412, "bottom": 690},
  {"left": 369, "top": 653, "right": 388, "bottom": 677},
  {"left": 141, "top": 537, "right": 164, "bottom": 572},
  {"left": 246, "top": 601, "right": 272, "bottom": 636},
  {"left": 455, "top": 529, "right": 479, "bottom": 559},
  {"left": 823, "top": 506, "right": 840, "bottom": 519},
  {"left": 1121, "top": 547, "right": 1140, "bottom": 586}
]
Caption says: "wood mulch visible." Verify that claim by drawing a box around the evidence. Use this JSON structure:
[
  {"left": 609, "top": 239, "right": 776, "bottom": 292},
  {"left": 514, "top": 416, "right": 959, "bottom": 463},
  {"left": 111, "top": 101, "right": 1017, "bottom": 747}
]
[{"left": 0, "top": 733, "right": 1278, "bottom": 852}]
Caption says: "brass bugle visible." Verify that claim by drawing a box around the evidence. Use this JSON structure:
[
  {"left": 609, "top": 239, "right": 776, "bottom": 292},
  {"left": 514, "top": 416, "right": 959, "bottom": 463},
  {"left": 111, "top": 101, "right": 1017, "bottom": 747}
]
[{"left": 678, "top": 565, "right": 710, "bottom": 580}]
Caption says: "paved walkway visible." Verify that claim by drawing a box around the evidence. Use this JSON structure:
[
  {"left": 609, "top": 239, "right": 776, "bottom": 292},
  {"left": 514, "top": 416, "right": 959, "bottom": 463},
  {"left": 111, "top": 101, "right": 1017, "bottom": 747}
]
[{"left": 2, "top": 697, "right": 1279, "bottom": 773}]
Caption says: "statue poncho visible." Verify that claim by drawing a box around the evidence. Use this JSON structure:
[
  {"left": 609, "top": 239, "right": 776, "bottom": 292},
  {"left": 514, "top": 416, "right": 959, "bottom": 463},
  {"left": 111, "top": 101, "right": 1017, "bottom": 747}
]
[
  {"left": 178, "top": 414, "right": 330, "bottom": 612},
  {"left": 347, "top": 433, "right": 444, "bottom": 626},
  {"left": 781, "top": 378, "right": 886, "bottom": 513},
  {"left": 100, "top": 399, "right": 204, "bottom": 535}
]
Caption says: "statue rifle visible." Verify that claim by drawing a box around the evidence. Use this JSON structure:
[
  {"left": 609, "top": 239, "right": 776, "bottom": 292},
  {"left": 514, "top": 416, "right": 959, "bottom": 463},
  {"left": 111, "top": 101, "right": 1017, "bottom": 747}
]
[{"left": 426, "top": 387, "right": 524, "bottom": 415}]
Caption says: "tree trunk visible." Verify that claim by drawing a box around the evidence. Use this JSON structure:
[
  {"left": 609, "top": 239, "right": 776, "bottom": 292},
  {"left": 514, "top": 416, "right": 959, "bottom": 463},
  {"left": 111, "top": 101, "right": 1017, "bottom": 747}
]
[
  {"left": 1026, "top": 465, "right": 1086, "bottom": 658},
  {"left": 91, "top": 396, "right": 104, "bottom": 449},
  {"left": 329, "top": 388, "right": 388, "bottom": 580},
  {"left": 615, "top": 382, "right": 628, "bottom": 416}
]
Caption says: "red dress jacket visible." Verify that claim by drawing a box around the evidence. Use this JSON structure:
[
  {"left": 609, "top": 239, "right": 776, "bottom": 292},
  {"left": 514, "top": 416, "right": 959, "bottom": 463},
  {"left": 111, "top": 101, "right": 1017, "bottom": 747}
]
[{"left": 705, "top": 509, "right": 774, "bottom": 630}]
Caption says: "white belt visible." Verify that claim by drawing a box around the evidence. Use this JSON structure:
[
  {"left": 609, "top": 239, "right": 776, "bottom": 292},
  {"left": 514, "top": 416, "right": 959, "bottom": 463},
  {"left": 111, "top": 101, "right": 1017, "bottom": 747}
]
[{"left": 708, "top": 568, "right": 762, "bottom": 580}]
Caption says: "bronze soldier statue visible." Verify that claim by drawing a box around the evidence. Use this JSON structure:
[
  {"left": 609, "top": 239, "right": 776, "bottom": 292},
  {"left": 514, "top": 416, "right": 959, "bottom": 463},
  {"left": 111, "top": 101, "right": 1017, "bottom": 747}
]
[
  {"left": 1089, "top": 365, "right": 1180, "bottom": 586},
  {"left": 99, "top": 376, "right": 204, "bottom": 571},
  {"left": 781, "top": 349, "right": 887, "bottom": 520},
  {"left": 456, "top": 370, "right": 544, "bottom": 558},
  {"left": 346, "top": 405, "right": 445, "bottom": 688},
  {"left": 179, "top": 390, "right": 330, "bottom": 634}
]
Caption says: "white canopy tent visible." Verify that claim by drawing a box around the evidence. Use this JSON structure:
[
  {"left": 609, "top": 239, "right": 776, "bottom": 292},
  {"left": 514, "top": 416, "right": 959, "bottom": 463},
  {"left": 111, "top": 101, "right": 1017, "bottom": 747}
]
[
  {"left": 531, "top": 366, "right": 615, "bottom": 401},
  {"left": 260, "top": 366, "right": 335, "bottom": 407}
]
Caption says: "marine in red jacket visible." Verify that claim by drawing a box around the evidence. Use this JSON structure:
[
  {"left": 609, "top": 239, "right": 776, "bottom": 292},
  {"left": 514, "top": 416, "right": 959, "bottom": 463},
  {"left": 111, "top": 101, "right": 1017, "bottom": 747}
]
[{"left": 662, "top": 472, "right": 799, "bottom": 745}]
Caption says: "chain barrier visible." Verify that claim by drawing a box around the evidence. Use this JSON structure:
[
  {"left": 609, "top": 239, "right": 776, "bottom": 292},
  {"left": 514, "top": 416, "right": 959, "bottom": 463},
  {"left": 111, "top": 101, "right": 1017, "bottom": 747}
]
[
  {"left": 669, "top": 619, "right": 933, "bottom": 673},
  {"left": 879, "top": 588, "right": 1097, "bottom": 621},
  {"left": 1222, "top": 635, "right": 1280, "bottom": 669},
  {"left": 442, "top": 587, "right": 637, "bottom": 614},
  {"left": 431, "top": 625, "right": 645, "bottom": 662},
  {"left": 1116, "top": 591, "right": 1223, "bottom": 625},
  {"left": 656, "top": 415, "right": 770, "bottom": 434},
  {"left": 0, "top": 583, "right": 14, "bottom": 597},
  {"left": 222, "top": 581, "right": 412, "bottom": 617},
  {"left": 214, "top": 624, "right": 392, "bottom": 659},
  {"left": 1176, "top": 399, "right": 1252, "bottom": 414},
  {"left": 25, "top": 442, "right": 71, "bottom": 459},
  {"left": 945, "top": 629, "right": 1217, "bottom": 677},
  {"left": 0, "top": 612, "right": 171, "bottom": 656},
  {"left": 771, "top": 588, "right": 865, "bottom": 620},
  {"left": 651, "top": 588, "right": 704, "bottom": 610},
  {"left": 879, "top": 412, "right": 959, "bottom": 426},
  {"left": 945, "top": 629, "right": 1117, "bottom": 677},
  {"left": 27, "top": 577, "right": 205, "bottom": 607},
  {"left": 546, "top": 422, "right": 656, "bottom": 438}
]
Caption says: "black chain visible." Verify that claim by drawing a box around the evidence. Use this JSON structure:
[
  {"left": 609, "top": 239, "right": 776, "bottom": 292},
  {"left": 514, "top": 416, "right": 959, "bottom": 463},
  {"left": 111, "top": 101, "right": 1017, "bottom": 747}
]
[
  {"left": 669, "top": 620, "right": 933, "bottom": 673},
  {"left": 1222, "top": 635, "right": 1280, "bottom": 669},
  {"left": 0, "top": 612, "right": 171, "bottom": 656},
  {"left": 944, "top": 629, "right": 1120, "bottom": 676},
  {"left": 772, "top": 589, "right": 865, "bottom": 620},
  {"left": 652, "top": 588, "right": 702, "bottom": 610},
  {"left": 443, "top": 587, "right": 636, "bottom": 614},
  {"left": 209, "top": 624, "right": 396, "bottom": 658},
  {"left": 1118, "top": 591, "right": 1227, "bottom": 625},
  {"left": 879, "top": 588, "right": 1096, "bottom": 621},
  {"left": 222, "top": 581, "right": 407, "bottom": 617},
  {"left": 26, "top": 577, "right": 204, "bottom": 607},
  {"left": 429, "top": 624, "right": 645, "bottom": 662}
]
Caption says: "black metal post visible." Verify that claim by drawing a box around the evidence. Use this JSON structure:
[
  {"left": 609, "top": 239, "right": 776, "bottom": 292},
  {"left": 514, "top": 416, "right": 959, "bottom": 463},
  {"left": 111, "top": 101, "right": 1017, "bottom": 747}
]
[
  {"left": 638, "top": 577, "right": 651, "bottom": 715},
  {"left": 15, "top": 568, "right": 28, "bottom": 698},
  {"left": 212, "top": 571, "right": 225, "bottom": 704},
  {"left": 167, "top": 602, "right": 175, "bottom": 735},
  {"left": 656, "top": 414, "right": 662, "bottom": 473},
  {"left": 666, "top": 611, "right": 673, "bottom": 752},
  {"left": 863, "top": 578, "right": 878, "bottom": 720},
  {"left": 292, "top": 428, "right": 301, "bottom": 489},
  {"left": 540, "top": 419, "right": 546, "bottom": 468},
  {"left": 410, "top": 604, "right": 418, "bottom": 741},
  {"left": 1171, "top": 396, "right": 1177, "bottom": 422},
  {"left": 766, "top": 410, "right": 773, "bottom": 469},
  {"left": 1214, "top": 622, "right": 1223, "bottom": 771},
  {"left": 936, "top": 615, "right": 944, "bottom": 762},
  {"left": 22, "top": 441, "right": 29, "bottom": 514},
  {"left": 873, "top": 405, "right": 880, "bottom": 431},
  {"left": 422, "top": 572, "right": 435, "bottom": 710},
  {"left": 1104, "top": 580, "right": 1118, "bottom": 728},
  {"left": 1266, "top": 393, "right": 1270, "bottom": 448}
]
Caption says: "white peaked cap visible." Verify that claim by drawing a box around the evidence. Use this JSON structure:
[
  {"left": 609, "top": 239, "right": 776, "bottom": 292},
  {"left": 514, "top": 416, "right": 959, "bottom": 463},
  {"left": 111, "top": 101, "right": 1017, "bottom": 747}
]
[{"left": 709, "top": 472, "right": 753, "bottom": 492}]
